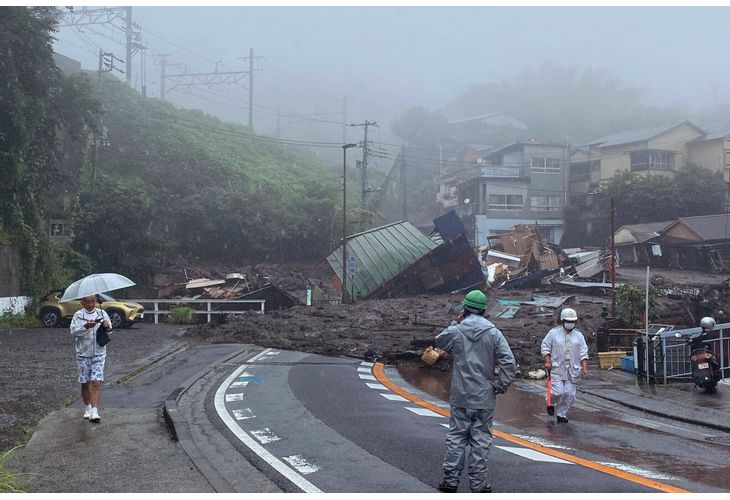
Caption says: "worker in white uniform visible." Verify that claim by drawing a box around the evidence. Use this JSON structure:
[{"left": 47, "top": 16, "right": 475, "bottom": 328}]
[{"left": 541, "top": 307, "right": 589, "bottom": 423}]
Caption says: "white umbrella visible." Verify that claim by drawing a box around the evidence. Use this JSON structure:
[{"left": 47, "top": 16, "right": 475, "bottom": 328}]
[{"left": 59, "top": 273, "right": 136, "bottom": 303}]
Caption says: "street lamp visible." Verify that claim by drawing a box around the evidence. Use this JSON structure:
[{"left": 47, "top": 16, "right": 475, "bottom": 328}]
[{"left": 342, "top": 143, "right": 359, "bottom": 303}]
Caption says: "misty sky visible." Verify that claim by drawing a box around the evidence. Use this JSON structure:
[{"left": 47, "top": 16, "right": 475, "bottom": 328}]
[{"left": 53, "top": 6, "right": 730, "bottom": 144}]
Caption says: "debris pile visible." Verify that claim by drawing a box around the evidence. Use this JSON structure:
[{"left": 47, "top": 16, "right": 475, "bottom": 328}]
[{"left": 479, "top": 224, "right": 616, "bottom": 291}]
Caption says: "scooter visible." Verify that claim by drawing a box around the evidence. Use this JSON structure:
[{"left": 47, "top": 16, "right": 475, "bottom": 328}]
[{"left": 676, "top": 317, "right": 721, "bottom": 394}]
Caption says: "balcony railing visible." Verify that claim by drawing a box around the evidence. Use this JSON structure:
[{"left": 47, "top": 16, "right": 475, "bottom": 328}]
[{"left": 480, "top": 165, "right": 523, "bottom": 178}]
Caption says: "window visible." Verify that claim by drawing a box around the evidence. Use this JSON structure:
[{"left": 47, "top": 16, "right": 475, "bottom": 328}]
[
  {"left": 530, "top": 157, "right": 561, "bottom": 173},
  {"left": 630, "top": 150, "right": 675, "bottom": 171},
  {"left": 530, "top": 195, "right": 562, "bottom": 212},
  {"left": 489, "top": 194, "right": 523, "bottom": 210}
]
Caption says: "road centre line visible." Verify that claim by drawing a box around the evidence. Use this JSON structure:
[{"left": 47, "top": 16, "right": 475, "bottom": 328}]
[
  {"left": 215, "top": 348, "right": 322, "bottom": 493},
  {"left": 372, "top": 362, "right": 687, "bottom": 493}
]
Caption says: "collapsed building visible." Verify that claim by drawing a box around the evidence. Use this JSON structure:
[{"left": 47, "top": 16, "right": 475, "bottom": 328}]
[{"left": 323, "top": 211, "right": 484, "bottom": 300}]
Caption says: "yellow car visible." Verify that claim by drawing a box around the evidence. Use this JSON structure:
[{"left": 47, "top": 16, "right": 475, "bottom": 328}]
[{"left": 37, "top": 290, "right": 145, "bottom": 329}]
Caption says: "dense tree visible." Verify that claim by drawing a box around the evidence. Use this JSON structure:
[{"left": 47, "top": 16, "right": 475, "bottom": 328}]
[
  {"left": 601, "top": 164, "right": 724, "bottom": 226},
  {"left": 67, "top": 76, "right": 346, "bottom": 281},
  {"left": 0, "top": 7, "right": 99, "bottom": 294}
]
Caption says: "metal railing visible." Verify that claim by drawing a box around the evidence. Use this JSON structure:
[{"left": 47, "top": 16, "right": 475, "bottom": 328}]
[
  {"left": 652, "top": 323, "right": 729, "bottom": 384},
  {"left": 132, "top": 298, "right": 266, "bottom": 324}
]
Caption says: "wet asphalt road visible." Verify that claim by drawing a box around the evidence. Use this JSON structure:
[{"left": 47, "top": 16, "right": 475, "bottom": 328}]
[
  {"left": 401, "top": 363, "right": 730, "bottom": 492},
  {"left": 5, "top": 328, "right": 729, "bottom": 492},
  {"left": 205, "top": 349, "right": 729, "bottom": 492}
]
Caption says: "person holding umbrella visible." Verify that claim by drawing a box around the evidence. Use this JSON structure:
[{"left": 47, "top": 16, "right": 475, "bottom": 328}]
[
  {"left": 70, "top": 295, "right": 111, "bottom": 422},
  {"left": 63, "top": 273, "right": 135, "bottom": 423}
]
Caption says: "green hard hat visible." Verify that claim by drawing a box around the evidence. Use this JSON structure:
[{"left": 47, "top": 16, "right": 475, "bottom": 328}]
[{"left": 463, "top": 290, "right": 487, "bottom": 310}]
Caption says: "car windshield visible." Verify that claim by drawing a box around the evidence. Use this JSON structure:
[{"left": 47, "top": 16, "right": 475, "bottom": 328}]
[{"left": 99, "top": 293, "right": 115, "bottom": 301}]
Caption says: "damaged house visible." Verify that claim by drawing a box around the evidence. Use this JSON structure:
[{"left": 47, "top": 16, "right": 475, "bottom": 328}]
[
  {"left": 324, "top": 211, "right": 484, "bottom": 301},
  {"left": 637, "top": 214, "right": 730, "bottom": 272}
]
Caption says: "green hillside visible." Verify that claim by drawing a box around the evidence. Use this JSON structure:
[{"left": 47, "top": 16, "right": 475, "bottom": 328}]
[{"left": 71, "top": 76, "right": 355, "bottom": 283}]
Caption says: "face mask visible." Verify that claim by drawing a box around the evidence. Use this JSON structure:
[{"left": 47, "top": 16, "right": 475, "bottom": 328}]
[{"left": 563, "top": 322, "right": 576, "bottom": 331}]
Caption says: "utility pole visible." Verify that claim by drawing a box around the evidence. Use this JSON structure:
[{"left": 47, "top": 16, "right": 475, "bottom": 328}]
[
  {"left": 342, "top": 143, "right": 359, "bottom": 303},
  {"left": 237, "top": 49, "right": 266, "bottom": 130},
  {"left": 276, "top": 105, "right": 281, "bottom": 138},
  {"left": 59, "top": 7, "right": 144, "bottom": 88},
  {"left": 342, "top": 95, "right": 347, "bottom": 144},
  {"left": 157, "top": 54, "right": 169, "bottom": 100},
  {"left": 97, "top": 50, "right": 124, "bottom": 86},
  {"left": 611, "top": 197, "right": 616, "bottom": 316},
  {"left": 125, "top": 6, "right": 132, "bottom": 86},
  {"left": 400, "top": 146, "right": 408, "bottom": 219},
  {"left": 349, "top": 121, "right": 377, "bottom": 227}
]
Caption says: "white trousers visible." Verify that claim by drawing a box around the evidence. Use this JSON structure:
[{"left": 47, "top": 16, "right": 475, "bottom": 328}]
[{"left": 548, "top": 378, "right": 576, "bottom": 418}]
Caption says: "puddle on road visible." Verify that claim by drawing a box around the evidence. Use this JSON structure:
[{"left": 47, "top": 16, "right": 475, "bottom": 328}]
[{"left": 395, "top": 359, "right": 730, "bottom": 490}]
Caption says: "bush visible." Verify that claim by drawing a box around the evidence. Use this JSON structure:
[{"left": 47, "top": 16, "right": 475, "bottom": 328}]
[
  {"left": 615, "top": 284, "right": 657, "bottom": 328},
  {"left": 167, "top": 307, "right": 197, "bottom": 325},
  {"left": 0, "top": 314, "right": 42, "bottom": 330}
]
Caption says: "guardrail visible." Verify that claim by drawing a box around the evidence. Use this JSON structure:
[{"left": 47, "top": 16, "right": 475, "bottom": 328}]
[
  {"left": 649, "top": 323, "right": 729, "bottom": 384},
  {"left": 132, "top": 299, "right": 266, "bottom": 324}
]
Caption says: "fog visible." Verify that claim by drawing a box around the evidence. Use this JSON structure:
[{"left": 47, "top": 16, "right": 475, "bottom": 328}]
[{"left": 52, "top": 6, "right": 730, "bottom": 154}]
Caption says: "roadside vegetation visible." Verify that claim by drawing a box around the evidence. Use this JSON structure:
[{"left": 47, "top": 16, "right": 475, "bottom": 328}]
[
  {"left": 0, "top": 447, "right": 26, "bottom": 492},
  {"left": 167, "top": 307, "right": 197, "bottom": 325},
  {"left": 0, "top": 314, "right": 42, "bottom": 330}
]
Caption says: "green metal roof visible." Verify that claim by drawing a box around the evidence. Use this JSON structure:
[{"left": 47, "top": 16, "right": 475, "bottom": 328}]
[{"left": 326, "top": 220, "right": 439, "bottom": 298}]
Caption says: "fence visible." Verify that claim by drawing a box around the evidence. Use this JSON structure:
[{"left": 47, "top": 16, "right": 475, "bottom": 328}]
[
  {"left": 648, "top": 322, "right": 729, "bottom": 384},
  {"left": 133, "top": 299, "right": 265, "bottom": 324}
]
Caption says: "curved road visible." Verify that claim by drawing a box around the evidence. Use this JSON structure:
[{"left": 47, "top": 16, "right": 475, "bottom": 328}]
[{"left": 200, "top": 348, "right": 719, "bottom": 493}]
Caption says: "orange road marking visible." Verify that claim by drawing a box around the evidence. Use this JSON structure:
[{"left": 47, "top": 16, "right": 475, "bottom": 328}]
[{"left": 373, "top": 362, "right": 688, "bottom": 493}]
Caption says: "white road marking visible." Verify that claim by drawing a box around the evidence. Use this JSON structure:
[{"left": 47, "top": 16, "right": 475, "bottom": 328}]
[
  {"left": 597, "top": 462, "right": 676, "bottom": 480},
  {"left": 232, "top": 408, "right": 255, "bottom": 420},
  {"left": 283, "top": 455, "right": 320, "bottom": 475},
  {"left": 513, "top": 435, "right": 573, "bottom": 450},
  {"left": 365, "top": 383, "right": 388, "bottom": 390},
  {"left": 358, "top": 374, "right": 377, "bottom": 380},
  {"left": 214, "top": 348, "right": 322, "bottom": 493},
  {"left": 251, "top": 428, "right": 282, "bottom": 444},
  {"left": 225, "top": 393, "right": 244, "bottom": 402},
  {"left": 405, "top": 407, "right": 445, "bottom": 418},
  {"left": 357, "top": 366, "right": 372, "bottom": 373},
  {"left": 496, "top": 446, "right": 573, "bottom": 464},
  {"left": 379, "top": 393, "right": 408, "bottom": 402},
  {"left": 440, "top": 423, "right": 450, "bottom": 428},
  {"left": 230, "top": 381, "right": 249, "bottom": 388},
  {"left": 360, "top": 362, "right": 374, "bottom": 367},
  {"left": 268, "top": 351, "right": 281, "bottom": 355}
]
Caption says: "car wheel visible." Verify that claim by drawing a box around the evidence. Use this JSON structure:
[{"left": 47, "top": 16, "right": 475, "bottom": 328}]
[
  {"left": 40, "top": 308, "right": 61, "bottom": 328},
  {"left": 107, "top": 309, "right": 125, "bottom": 329}
]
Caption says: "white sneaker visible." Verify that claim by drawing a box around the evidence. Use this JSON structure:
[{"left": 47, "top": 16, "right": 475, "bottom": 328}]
[
  {"left": 90, "top": 408, "right": 101, "bottom": 423},
  {"left": 83, "top": 408, "right": 91, "bottom": 419}
]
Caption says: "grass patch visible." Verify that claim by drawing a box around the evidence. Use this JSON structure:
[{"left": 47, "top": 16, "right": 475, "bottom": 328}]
[
  {"left": 0, "top": 446, "right": 27, "bottom": 492},
  {"left": 167, "top": 307, "right": 197, "bottom": 325},
  {"left": 0, "top": 314, "right": 42, "bottom": 330}
]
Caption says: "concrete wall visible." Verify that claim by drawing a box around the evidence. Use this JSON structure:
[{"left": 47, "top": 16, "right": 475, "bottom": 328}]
[
  {"left": 0, "top": 296, "right": 31, "bottom": 316},
  {"left": 0, "top": 245, "right": 20, "bottom": 297},
  {"left": 686, "top": 138, "right": 724, "bottom": 177}
]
